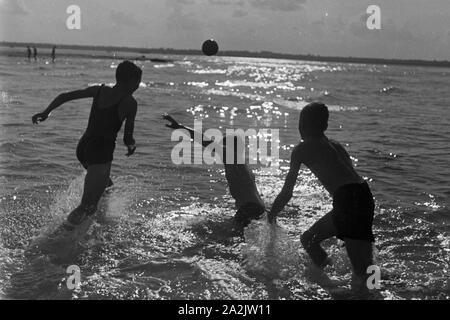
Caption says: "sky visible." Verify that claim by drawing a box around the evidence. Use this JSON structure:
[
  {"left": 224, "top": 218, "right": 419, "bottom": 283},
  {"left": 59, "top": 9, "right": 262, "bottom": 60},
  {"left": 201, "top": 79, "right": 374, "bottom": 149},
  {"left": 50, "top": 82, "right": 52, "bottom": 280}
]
[{"left": 1, "top": 0, "right": 450, "bottom": 60}]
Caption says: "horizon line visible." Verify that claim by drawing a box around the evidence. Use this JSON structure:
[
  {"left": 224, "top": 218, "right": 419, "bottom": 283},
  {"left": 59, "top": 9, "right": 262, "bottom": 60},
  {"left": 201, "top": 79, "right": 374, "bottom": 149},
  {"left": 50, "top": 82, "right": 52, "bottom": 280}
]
[{"left": 1, "top": 41, "right": 450, "bottom": 68}]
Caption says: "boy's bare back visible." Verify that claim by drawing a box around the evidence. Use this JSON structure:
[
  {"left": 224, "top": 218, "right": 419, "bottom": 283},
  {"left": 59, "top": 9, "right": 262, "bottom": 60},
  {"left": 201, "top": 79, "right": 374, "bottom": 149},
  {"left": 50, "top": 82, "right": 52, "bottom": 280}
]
[
  {"left": 95, "top": 85, "right": 137, "bottom": 122},
  {"left": 292, "top": 137, "right": 364, "bottom": 196},
  {"left": 225, "top": 164, "right": 264, "bottom": 210}
]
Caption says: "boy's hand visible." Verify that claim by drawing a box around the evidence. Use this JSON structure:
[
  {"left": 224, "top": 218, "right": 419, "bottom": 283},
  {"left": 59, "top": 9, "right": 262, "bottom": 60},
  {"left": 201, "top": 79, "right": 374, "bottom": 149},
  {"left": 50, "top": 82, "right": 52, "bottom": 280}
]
[
  {"left": 126, "top": 144, "right": 136, "bottom": 157},
  {"left": 32, "top": 112, "right": 49, "bottom": 124},
  {"left": 163, "top": 114, "right": 182, "bottom": 129}
]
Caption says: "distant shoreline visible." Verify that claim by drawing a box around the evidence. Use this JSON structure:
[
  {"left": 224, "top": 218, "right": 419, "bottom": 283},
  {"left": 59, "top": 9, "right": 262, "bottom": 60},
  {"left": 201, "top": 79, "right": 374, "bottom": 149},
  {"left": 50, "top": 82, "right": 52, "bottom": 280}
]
[{"left": 1, "top": 41, "right": 450, "bottom": 68}]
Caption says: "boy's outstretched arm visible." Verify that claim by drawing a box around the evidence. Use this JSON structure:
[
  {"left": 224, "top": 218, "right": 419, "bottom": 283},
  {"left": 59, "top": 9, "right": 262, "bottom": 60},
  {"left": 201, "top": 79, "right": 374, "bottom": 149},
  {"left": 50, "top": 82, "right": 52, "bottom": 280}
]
[
  {"left": 268, "top": 147, "right": 302, "bottom": 223},
  {"left": 163, "top": 113, "right": 213, "bottom": 148},
  {"left": 123, "top": 99, "right": 137, "bottom": 157},
  {"left": 32, "top": 86, "right": 100, "bottom": 124}
]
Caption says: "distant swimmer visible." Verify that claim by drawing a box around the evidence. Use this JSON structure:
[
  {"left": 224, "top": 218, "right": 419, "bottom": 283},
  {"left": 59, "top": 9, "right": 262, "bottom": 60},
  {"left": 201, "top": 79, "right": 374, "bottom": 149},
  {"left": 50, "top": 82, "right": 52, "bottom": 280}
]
[
  {"left": 26, "top": 46, "right": 31, "bottom": 61},
  {"left": 32, "top": 61, "right": 142, "bottom": 229},
  {"left": 51, "top": 46, "right": 56, "bottom": 63},
  {"left": 268, "top": 102, "right": 376, "bottom": 294},
  {"left": 164, "top": 114, "right": 265, "bottom": 228},
  {"left": 33, "top": 46, "right": 37, "bottom": 61}
]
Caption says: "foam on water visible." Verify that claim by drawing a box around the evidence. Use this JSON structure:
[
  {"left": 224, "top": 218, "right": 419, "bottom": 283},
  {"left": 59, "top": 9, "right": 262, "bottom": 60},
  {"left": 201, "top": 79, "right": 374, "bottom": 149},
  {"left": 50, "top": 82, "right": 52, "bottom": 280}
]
[
  {"left": 0, "top": 172, "right": 137, "bottom": 299},
  {"left": 188, "top": 68, "right": 227, "bottom": 75},
  {"left": 243, "top": 219, "right": 303, "bottom": 280}
]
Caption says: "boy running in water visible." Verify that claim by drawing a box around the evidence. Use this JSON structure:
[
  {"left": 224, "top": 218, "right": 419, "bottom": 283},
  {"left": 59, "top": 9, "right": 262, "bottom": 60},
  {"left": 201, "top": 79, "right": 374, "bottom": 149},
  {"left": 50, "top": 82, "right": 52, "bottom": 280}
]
[
  {"left": 163, "top": 114, "right": 265, "bottom": 227},
  {"left": 269, "top": 102, "right": 375, "bottom": 292},
  {"left": 32, "top": 61, "right": 142, "bottom": 229}
]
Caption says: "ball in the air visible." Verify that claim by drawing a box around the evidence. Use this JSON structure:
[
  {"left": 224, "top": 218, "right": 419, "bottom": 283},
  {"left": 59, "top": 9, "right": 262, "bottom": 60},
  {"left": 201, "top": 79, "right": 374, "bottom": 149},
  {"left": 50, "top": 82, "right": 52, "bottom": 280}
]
[{"left": 202, "top": 39, "right": 219, "bottom": 56}]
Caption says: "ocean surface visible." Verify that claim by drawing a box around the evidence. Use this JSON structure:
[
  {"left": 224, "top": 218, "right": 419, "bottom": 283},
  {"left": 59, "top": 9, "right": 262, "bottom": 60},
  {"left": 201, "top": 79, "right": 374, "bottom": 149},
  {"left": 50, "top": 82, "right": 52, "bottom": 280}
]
[{"left": 0, "top": 53, "right": 448, "bottom": 300}]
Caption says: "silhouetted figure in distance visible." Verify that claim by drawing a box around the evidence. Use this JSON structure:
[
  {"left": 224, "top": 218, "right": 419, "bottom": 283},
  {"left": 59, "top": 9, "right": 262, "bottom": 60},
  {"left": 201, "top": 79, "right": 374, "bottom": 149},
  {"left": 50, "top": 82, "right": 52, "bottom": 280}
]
[{"left": 51, "top": 46, "right": 56, "bottom": 63}]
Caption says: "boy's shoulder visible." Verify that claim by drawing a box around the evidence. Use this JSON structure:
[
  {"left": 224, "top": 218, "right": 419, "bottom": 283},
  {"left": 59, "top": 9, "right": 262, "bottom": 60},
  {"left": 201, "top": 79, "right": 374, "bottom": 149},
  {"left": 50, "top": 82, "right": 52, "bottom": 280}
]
[
  {"left": 293, "top": 140, "right": 314, "bottom": 153},
  {"left": 327, "top": 137, "right": 340, "bottom": 145},
  {"left": 327, "top": 138, "right": 346, "bottom": 150},
  {"left": 299, "top": 136, "right": 343, "bottom": 148},
  {"left": 291, "top": 137, "right": 343, "bottom": 160},
  {"left": 291, "top": 141, "right": 308, "bottom": 162}
]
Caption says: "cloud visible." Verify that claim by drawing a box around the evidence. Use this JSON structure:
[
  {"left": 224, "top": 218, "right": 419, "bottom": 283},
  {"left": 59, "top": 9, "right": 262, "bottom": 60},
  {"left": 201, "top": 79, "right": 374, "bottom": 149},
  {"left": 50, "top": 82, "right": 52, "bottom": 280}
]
[
  {"left": 249, "top": 0, "right": 306, "bottom": 11},
  {"left": 176, "top": 0, "right": 197, "bottom": 4},
  {"left": 209, "top": 0, "right": 244, "bottom": 6},
  {"left": 166, "top": 2, "right": 202, "bottom": 32},
  {"left": 0, "top": 0, "right": 28, "bottom": 15},
  {"left": 110, "top": 10, "right": 140, "bottom": 27},
  {"left": 232, "top": 9, "right": 248, "bottom": 18},
  {"left": 207, "top": 0, "right": 305, "bottom": 11}
]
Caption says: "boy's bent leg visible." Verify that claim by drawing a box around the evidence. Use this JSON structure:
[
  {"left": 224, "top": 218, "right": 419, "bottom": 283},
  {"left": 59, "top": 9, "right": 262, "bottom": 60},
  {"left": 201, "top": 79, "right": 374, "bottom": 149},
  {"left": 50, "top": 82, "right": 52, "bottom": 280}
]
[
  {"left": 301, "top": 210, "right": 337, "bottom": 268},
  {"left": 67, "top": 162, "right": 111, "bottom": 226},
  {"left": 344, "top": 238, "right": 373, "bottom": 291},
  {"left": 81, "top": 162, "right": 111, "bottom": 207}
]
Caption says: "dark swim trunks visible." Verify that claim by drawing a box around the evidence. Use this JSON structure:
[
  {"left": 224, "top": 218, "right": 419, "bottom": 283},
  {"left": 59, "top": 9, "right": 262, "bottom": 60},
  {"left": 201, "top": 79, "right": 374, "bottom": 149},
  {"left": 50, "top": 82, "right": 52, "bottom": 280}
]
[
  {"left": 332, "top": 181, "right": 375, "bottom": 242},
  {"left": 234, "top": 202, "right": 265, "bottom": 227},
  {"left": 76, "top": 134, "right": 116, "bottom": 168}
]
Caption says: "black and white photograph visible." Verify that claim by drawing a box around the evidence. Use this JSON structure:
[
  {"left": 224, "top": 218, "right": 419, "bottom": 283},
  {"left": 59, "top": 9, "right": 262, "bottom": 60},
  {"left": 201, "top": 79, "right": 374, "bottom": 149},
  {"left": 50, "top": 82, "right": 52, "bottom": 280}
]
[{"left": 0, "top": 0, "right": 448, "bottom": 305}]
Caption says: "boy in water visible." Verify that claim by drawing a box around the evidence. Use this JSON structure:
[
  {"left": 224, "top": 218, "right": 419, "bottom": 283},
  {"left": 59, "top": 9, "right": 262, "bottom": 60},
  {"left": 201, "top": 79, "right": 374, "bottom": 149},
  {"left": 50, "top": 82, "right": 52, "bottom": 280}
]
[
  {"left": 268, "top": 102, "right": 375, "bottom": 292},
  {"left": 32, "top": 61, "right": 142, "bottom": 229},
  {"left": 163, "top": 114, "right": 265, "bottom": 227}
]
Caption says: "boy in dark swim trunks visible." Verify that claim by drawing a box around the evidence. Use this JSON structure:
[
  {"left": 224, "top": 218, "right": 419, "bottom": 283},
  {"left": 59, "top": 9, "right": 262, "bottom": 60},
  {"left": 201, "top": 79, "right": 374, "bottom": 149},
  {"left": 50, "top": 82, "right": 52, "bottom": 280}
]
[
  {"left": 163, "top": 114, "right": 265, "bottom": 227},
  {"left": 268, "top": 102, "right": 375, "bottom": 292},
  {"left": 32, "top": 61, "right": 142, "bottom": 228}
]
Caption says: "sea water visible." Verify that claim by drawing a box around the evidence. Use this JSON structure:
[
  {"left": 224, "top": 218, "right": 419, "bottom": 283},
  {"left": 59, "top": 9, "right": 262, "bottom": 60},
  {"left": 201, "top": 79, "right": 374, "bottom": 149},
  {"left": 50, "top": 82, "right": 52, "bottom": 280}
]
[{"left": 0, "top": 54, "right": 448, "bottom": 299}]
